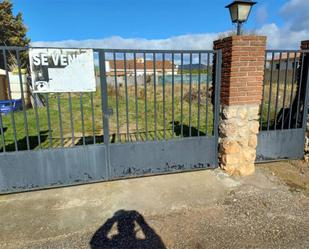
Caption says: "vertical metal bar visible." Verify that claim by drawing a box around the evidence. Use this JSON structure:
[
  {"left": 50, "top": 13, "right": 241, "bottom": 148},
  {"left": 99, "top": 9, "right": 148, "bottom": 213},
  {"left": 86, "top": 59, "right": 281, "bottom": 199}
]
[
  {"left": 266, "top": 52, "right": 275, "bottom": 130},
  {"left": 162, "top": 53, "right": 166, "bottom": 140},
  {"left": 188, "top": 53, "right": 192, "bottom": 137},
  {"left": 296, "top": 53, "right": 305, "bottom": 128},
  {"left": 124, "top": 53, "right": 129, "bottom": 141},
  {"left": 153, "top": 52, "right": 157, "bottom": 140},
  {"left": 0, "top": 113, "right": 5, "bottom": 152},
  {"left": 197, "top": 53, "right": 201, "bottom": 136},
  {"left": 57, "top": 94, "right": 64, "bottom": 147},
  {"left": 171, "top": 53, "right": 175, "bottom": 138},
  {"left": 16, "top": 50, "right": 30, "bottom": 150},
  {"left": 288, "top": 53, "right": 297, "bottom": 129},
  {"left": 214, "top": 50, "right": 222, "bottom": 166},
  {"left": 68, "top": 93, "right": 75, "bottom": 146},
  {"left": 3, "top": 49, "right": 18, "bottom": 151},
  {"left": 133, "top": 52, "right": 139, "bottom": 141},
  {"left": 143, "top": 52, "right": 148, "bottom": 141},
  {"left": 301, "top": 52, "right": 309, "bottom": 130},
  {"left": 274, "top": 52, "right": 282, "bottom": 130},
  {"left": 45, "top": 94, "right": 53, "bottom": 147},
  {"left": 80, "top": 93, "right": 85, "bottom": 146},
  {"left": 281, "top": 52, "right": 290, "bottom": 130},
  {"left": 180, "top": 52, "right": 184, "bottom": 138},
  {"left": 90, "top": 92, "right": 96, "bottom": 144},
  {"left": 113, "top": 52, "right": 120, "bottom": 142},
  {"left": 33, "top": 93, "right": 41, "bottom": 148},
  {"left": 99, "top": 50, "right": 111, "bottom": 179},
  {"left": 259, "top": 51, "right": 267, "bottom": 131},
  {"left": 206, "top": 53, "right": 210, "bottom": 136}
]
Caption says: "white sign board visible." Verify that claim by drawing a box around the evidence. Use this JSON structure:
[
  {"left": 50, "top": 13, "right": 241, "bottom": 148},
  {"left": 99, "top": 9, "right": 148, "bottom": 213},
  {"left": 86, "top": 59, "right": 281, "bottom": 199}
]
[{"left": 29, "top": 48, "right": 96, "bottom": 93}]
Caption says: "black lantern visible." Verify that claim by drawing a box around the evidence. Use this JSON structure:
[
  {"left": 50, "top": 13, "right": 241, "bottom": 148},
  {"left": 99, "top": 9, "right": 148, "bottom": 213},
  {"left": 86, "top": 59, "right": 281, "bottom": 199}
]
[{"left": 226, "top": 0, "right": 257, "bottom": 35}]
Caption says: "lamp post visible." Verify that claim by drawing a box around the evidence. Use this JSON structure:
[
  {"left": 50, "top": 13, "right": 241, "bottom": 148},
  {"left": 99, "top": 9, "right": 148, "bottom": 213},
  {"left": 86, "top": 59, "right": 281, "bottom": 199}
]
[{"left": 225, "top": 0, "right": 257, "bottom": 35}]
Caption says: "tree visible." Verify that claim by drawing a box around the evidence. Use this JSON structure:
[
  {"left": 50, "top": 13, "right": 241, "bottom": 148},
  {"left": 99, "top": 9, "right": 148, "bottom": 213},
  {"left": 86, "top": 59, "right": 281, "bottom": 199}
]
[{"left": 0, "top": 0, "right": 30, "bottom": 69}]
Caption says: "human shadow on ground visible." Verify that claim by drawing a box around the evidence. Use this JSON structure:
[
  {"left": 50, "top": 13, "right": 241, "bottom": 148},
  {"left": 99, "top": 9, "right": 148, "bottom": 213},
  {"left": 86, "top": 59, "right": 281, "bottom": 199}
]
[
  {"left": 170, "top": 121, "right": 206, "bottom": 137},
  {"left": 90, "top": 210, "right": 166, "bottom": 249}
]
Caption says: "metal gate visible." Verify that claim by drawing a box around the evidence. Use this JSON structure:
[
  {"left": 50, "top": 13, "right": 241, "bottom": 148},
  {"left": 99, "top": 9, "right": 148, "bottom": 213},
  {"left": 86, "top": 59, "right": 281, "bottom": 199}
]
[
  {"left": 0, "top": 47, "right": 222, "bottom": 193},
  {"left": 256, "top": 49, "right": 309, "bottom": 162}
]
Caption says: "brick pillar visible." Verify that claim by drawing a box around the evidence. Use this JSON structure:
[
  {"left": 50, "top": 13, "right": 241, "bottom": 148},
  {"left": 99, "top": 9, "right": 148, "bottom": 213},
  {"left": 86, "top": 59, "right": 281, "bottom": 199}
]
[
  {"left": 213, "top": 36, "right": 266, "bottom": 176},
  {"left": 301, "top": 40, "right": 309, "bottom": 162}
]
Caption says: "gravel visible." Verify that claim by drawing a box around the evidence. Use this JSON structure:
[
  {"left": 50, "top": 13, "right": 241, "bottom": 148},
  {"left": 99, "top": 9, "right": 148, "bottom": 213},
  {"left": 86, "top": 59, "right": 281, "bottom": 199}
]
[{"left": 2, "top": 165, "right": 309, "bottom": 249}]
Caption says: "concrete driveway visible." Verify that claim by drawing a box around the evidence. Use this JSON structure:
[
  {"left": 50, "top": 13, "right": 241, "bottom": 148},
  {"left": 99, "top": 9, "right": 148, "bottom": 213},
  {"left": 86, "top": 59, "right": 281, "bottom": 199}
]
[{"left": 0, "top": 162, "right": 309, "bottom": 249}]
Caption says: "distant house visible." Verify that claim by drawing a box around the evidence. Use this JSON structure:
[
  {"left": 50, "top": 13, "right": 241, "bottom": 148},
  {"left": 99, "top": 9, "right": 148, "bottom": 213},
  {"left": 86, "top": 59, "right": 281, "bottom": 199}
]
[
  {"left": 178, "top": 63, "right": 208, "bottom": 71},
  {"left": 0, "top": 69, "right": 31, "bottom": 105},
  {"left": 266, "top": 53, "right": 300, "bottom": 71},
  {"left": 105, "top": 58, "right": 177, "bottom": 76}
]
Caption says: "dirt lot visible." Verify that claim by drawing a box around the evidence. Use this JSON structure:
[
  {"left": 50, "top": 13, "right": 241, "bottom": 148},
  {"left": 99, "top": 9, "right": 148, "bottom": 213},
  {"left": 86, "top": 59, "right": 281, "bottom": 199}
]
[
  {"left": 0, "top": 160, "right": 309, "bottom": 249},
  {"left": 260, "top": 160, "right": 309, "bottom": 196}
]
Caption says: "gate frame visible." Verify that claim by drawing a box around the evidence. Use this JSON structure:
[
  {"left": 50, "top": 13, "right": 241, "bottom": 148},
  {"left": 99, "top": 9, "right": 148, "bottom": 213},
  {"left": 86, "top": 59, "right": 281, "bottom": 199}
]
[{"left": 0, "top": 47, "right": 222, "bottom": 193}]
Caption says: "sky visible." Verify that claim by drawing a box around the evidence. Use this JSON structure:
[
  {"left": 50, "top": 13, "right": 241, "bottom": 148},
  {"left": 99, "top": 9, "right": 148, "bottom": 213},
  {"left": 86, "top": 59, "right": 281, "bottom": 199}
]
[{"left": 10, "top": 0, "right": 309, "bottom": 49}]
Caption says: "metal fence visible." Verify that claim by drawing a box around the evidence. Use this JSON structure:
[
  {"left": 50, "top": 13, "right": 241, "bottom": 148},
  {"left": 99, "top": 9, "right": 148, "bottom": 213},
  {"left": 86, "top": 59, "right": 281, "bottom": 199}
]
[
  {"left": 101, "top": 50, "right": 215, "bottom": 144},
  {"left": 0, "top": 52, "right": 100, "bottom": 151},
  {"left": 259, "top": 50, "right": 309, "bottom": 131},
  {"left": 256, "top": 49, "right": 309, "bottom": 161},
  {"left": 0, "top": 47, "right": 221, "bottom": 193},
  {"left": 0, "top": 48, "right": 216, "bottom": 153}
]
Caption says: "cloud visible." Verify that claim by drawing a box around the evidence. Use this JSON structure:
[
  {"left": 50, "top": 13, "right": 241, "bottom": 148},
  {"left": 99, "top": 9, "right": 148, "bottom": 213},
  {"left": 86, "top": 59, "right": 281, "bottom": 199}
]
[
  {"left": 255, "top": 5, "right": 268, "bottom": 25},
  {"left": 254, "top": 0, "right": 309, "bottom": 49},
  {"left": 280, "top": 0, "right": 309, "bottom": 14},
  {"left": 32, "top": 33, "right": 221, "bottom": 50},
  {"left": 280, "top": 0, "right": 309, "bottom": 32},
  {"left": 32, "top": 27, "right": 307, "bottom": 51},
  {"left": 256, "top": 23, "right": 309, "bottom": 49},
  {"left": 32, "top": 0, "right": 309, "bottom": 50}
]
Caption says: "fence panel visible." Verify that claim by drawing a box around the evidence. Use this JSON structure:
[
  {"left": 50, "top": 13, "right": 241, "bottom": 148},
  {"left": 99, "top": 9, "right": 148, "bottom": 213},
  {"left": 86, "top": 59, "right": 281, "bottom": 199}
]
[
  {"left": 0, "top": 47, "right": 221, "bottom": 193},
  {"left": 256, "top": 50, "right": 309, "bottom": 161},
  {"left": 101, "top": 49, "right": 220, "bottom": 178},
  {"left": 102, "top": 50, "right": 215, "bottom": 143}
]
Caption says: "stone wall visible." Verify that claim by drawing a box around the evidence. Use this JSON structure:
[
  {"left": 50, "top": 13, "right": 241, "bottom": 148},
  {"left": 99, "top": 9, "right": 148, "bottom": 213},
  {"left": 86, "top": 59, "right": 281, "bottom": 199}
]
[{"left": 219, "top": 105, "right": 260, "bottom": 176}]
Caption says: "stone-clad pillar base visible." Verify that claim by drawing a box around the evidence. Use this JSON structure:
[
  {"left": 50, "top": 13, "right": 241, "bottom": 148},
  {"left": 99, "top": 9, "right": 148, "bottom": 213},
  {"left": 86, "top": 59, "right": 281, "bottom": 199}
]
[{"left": 219, "top": 105, "right": 260, "bottom": 176}]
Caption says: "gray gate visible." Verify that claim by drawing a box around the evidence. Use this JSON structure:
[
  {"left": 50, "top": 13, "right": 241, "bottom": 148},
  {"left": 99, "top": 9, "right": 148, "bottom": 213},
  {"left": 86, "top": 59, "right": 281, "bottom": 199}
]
[
  {"left": 0, "top": 47, "right": 222, "bottom": 193},
  {"left": 256, "top": 49, "right": 309, "bottom": 161}
]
